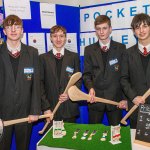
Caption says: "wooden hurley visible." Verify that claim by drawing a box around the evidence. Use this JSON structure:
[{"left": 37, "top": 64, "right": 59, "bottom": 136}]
[
  {"left": 0, "top": 114, "right": 53, "bottom": 141},
  {"left": 3, "top": 114, "right": 52, "bottom": 127},
  {"left": 68, "top": 86, "right": 119, "bottom": 106},
  {"left": 38, "top": 72, "right": 82, "bottom": 134},
  {"left": 120, "top": 88, "right": 150, "bottom": 125}
]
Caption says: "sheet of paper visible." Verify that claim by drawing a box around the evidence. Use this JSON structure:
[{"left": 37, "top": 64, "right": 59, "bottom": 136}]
[
  {"left": 40, "top": 3, "right": 56, "bottom": 29},
  {"left": 21, "top": 33, "right": 27, "bottom": 44},
  {"left": 65, "top": 33, "right": 78, "bottom": 53},
  {"left": 4, "top": 0, "right": 31, "bottom": 19},
  {"left": 28, "top": 33, "right": 46, "bottom": 54}
]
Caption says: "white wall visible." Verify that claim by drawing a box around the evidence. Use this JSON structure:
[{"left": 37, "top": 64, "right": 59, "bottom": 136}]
[
  {"left": 79, "top": 0, "right": 120, "bottom": 6},
  {"left": 0, "top": 0, "right": 130, "bottom": 7},
  {"left": 31, "top": 0, "right": 117, "bottom": 7},
  {"left": 31, "top": 0, "right": 79, "bottom": 6}
]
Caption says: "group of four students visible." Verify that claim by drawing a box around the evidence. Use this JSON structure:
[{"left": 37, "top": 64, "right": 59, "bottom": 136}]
[{"left": 0, "top": 13, "right": 150, "bottom": 150}]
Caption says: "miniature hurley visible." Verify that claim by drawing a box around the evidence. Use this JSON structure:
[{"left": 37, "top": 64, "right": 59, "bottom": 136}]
[
  {"left": 81, "top": 130, "right": 89, "bottom": 140},
  {"left": 72, "top": 129, "right": 80, "bottom": 139},
  {"left": 88, "top": 130, "right": 97, "bottom": 140},
  {"left": 100, "top": 131, "right": 108, "bottom": 141}
]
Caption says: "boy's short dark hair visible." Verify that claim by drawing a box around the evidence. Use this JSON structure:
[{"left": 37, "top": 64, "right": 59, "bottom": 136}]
[
  {"left": 3, "top": 15, "right": 23, "bottom": 28},
  {"left": 131, "top": 13, "right": 150, "bottom": 30},
  {"left": 50, "top": 25, "right": 67, "bottom": 36},
  {"left": 94, "top": 15, "right": 111, "bottom": 27}
]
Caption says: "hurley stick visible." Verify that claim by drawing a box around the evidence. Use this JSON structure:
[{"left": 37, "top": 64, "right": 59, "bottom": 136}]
[
  {"left": 68, "top": 86, "right": 119, "bottom": 106},
  {"left": 0, "top": 114, "right": 52, "bottom": 141},
  {"left": 38, "top": 72, "right": 82, "bottom": 134},
  {"left": 120, "top": 88, "right": 150, "bottom": 125},
  {"left": 3, "top": 114, "right": 52, "bottom": 126}
]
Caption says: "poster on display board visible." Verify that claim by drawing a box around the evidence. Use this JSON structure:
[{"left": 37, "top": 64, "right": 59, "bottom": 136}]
[
  {"left": 40, "top": 3, "right": 56, "bottom": 29},
  {"left": 80, "top": 0, "right": 150, "bottom": 32},
  {"left": 4, "top": 0, "right": 31, "bottom": 19},
  {"left": 28, "top": 33, "right": 46, "bottom": 54},
  {"left": 80, "top": 0, "right": 150, "bottom": 56}
]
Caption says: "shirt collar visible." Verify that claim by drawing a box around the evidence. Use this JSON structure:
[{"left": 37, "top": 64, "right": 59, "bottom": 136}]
[
  {"left": 52, "top": 47, "right": 65, "bottom": 56},
  {"left": 7, "top": 42, "right": 21, "bottom": 53},
  {"left": 138, "top": 42, "right": 150, "bottom": 53},
  {"left": 99, "top": 40, "right": 110, "bottom": 49}
]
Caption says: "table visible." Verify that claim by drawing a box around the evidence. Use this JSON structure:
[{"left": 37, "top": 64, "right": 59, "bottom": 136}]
[
  {"left": 37, "top": 123, "right": 149, "bottom": 150},
  {"left": 131, "top": 130, "right": 150, "bottom": 150}
]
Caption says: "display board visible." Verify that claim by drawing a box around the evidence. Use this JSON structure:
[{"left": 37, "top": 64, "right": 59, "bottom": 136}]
[{"left": 135, "top": 104, "right": 150, "bottom": 147}]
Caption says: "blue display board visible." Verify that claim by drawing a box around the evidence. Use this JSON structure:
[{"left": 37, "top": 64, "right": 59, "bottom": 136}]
[{"left": 23, "top": 2, "right": 80, "bottom": 51}]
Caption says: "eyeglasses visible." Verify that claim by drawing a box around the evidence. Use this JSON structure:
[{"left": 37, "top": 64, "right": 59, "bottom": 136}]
[{"left": 5, "top": 25, "right": 22, "bottom": 31}]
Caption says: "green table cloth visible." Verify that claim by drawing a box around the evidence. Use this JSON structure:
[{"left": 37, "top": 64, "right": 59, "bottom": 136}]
[{"left": 38, "top": 123, "right": 132, "bottom": 150}]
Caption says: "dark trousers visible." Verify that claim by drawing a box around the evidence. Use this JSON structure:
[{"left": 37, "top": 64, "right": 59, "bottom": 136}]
[
  {"left": 0, "top": 123, "right": 32, "bottom": 150},
  {"left": 89, "top": 108, "right": 122, "bottom": 126},
  {"left": 63, "top": 117, "right": 76, "bottom": 123},
  {"left": 129, "top": 117, "right": 137, "bottom": 129},
  {"left": 54, "top": 116, "right": 77, "bottom": 123}
]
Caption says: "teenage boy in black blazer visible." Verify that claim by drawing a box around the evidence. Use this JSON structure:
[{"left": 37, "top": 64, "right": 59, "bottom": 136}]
[
  {"left": 40, "top": 25, "right": 81, "bottom": 123},
  {"left": 0, "top": 15, "right": 41, "bottom": 150},
  {"left": 83, "top": 15, "right": 126, "bottom": 125},
  {"left": 121, "top": 13, "right": 150, "bottom": 129}
]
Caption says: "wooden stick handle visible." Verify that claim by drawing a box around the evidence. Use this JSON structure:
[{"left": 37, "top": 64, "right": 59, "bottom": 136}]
[
  {"left": 53, "top": 101, "right": 61, "bottom": 115},
  {"left": 3, "top": 114, "right": 52, "bottom": 127},
  {"left": 120, "top": 88, "right": 150, "bottom": 125},
  {"left": 142, "top": 88, "right": 150, "bottom": 100},
  {"left": 38, "top": 121, "right": 50, "bottom": 134},
  {"left": 120, "top": 105, "right": 138, "bottom": 125},
  {"left": 95, "top": 97, "right": 119, "bottom": 106}
]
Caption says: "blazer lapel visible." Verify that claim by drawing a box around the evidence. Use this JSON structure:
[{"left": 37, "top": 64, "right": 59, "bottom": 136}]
[
  {"left": 47, "top": 50, "right": 57, "bottom": 78},
  {"left": 44, "top": 50, "right": 60, "bottom": 92},
  {"left": 15, "top": 43, "right": 28, "bottom": 87},
  {"left": 1, "top": 43, "right": 15, "bottom": 85},
  {"left": 133, "top": 44, "right": 146, "bottom": 81},
  {"left": 146, "top": 55, "right": 150, "bottom": 82},
  {"left": 60, "top": 49, "right": 69, "bottom": 87},
  {"left": 93, "top": 41, "right": 104, "bottom": 73},
  {"left": 103, "top": 40, "right": 117, "bottom": 77}
]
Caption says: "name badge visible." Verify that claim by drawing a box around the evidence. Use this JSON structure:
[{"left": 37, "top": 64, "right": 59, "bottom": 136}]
[
  {"left": 24, "top": 68, "right": 34, "bottom": 74},
  {"left": 109, "top": 59, "right": 118, "bottom": 66},
  {"left": 66, "top": 66, "right": 74, "bottom": 73}
]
